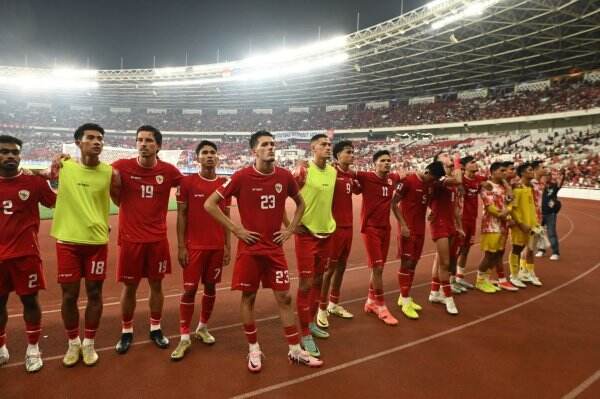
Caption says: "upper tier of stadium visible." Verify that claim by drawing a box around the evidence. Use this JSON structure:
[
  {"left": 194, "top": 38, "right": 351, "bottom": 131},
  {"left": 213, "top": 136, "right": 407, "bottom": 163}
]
[{"left": 0, "top": 0, "right": 598, "bottom": 109}]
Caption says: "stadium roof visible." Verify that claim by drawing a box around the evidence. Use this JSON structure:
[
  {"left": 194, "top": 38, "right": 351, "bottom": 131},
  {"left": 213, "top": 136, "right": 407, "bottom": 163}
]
[{"left": 0, "top": 0, "right": 599, "bottom": 109}]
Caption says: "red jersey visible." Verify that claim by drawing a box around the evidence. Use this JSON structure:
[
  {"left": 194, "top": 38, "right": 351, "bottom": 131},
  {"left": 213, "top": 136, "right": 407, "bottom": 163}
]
[
  {"left": 332, "top": 166, "right": 358, "bottom": 228},
  {"left": 216, "top": 166, "right": 299, "bottom": 255},
  {"left": 461, "top": 174, "right": 487, "bottom": 224},
  {"left": 396, "top": 173, "right": 433, "bottom": 236},
  {"left": 429, "top": 181, "right": 458, "bottom": 231},
  {"left": 177, "top": 174, "right": 230, "bottom": 250},
  {"left": 531, "top": 179, "right": 544, "bottom": 223},
  {"left": 480, "top": 182, "right": 508, "bottom": 234},
  {"left": 356, "top": 171, "right": 401, "bottom": 232},
  {"left": 112, "top": 158, "right": 183, "bottom": 243},
  {"left": 0, "top": 173, "right": 56, "bottom": 260}
]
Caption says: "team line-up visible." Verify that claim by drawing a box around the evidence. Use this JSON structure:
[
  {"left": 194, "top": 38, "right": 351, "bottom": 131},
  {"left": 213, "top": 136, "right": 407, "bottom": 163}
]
[{"left": 0, "top": 123, "right": 559, "bottom": 373}]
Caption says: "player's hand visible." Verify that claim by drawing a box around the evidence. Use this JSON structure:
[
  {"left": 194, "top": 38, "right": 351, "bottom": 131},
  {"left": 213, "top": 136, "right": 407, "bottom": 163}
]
[
  {"left": 223, "top": 246, "right": 231, "bottom": 267},
  {"left": 519, "top": 223, "right": 531, "bottom": 234},
  {"left": 178, "top": 246, "right": 189, "bottom": 268},
  {"left": 233, "top": 226, "right": 261, "bottom": 245},
  {"left": 456, "top": 227, "right": 465, "bottom": 238},
  {"left": 400, "top": 223, "right": 410, "bottom": 238},
  {"left": 273, "top": 228, "right": 294, "bottom": 245}
]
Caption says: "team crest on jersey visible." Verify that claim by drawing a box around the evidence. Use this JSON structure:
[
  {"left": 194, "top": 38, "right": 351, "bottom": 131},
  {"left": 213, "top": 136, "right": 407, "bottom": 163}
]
[
  {"left": 156, "top": 175, "right": 164, "bottom": 184},
  {"left": 18, "top": 190, "right": 30, "bottom": 201},
  {"left": 274, "top": 183, "right": 283, "bottom": 193}
]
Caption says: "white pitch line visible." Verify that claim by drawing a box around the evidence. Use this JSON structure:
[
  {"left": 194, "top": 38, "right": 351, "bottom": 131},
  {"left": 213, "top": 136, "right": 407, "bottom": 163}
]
[{"left": 562, "top": 369, "right": 600, "bottom": 399}]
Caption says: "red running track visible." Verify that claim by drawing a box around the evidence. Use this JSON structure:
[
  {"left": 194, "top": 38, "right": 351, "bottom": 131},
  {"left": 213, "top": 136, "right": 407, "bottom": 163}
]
[{"left": 1, "top": 198, "right": 599, "bottom": 399}]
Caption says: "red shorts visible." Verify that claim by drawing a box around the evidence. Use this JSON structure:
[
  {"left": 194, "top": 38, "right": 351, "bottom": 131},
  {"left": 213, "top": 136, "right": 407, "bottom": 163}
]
[
  {"left": 56, "top": 243, "right": 108, "bottom": 283},
  {"left": 294, "top": 232, "right": 331, "bottom": 278},
  {"left": 0, "top": 256, "right": 45, "bottom": 296},
  {"left": 398, "top": 234, "right": 425, "bottom": 262},
  {"left": 232, "top": 251, "right": 289, "bottom": 292},
  {"left": 183, "top": 249, "right": 224, "bottom": 289},
  {"left": 329, "top": 227, "right": 353, "bottom": 264},
  {"left": 361, "top": 226, "right": 391, "bottom": 268},
  {"left": 117, "top": 239, "right": 171, "bottom": 284},
  {"left": 430, "top": 221, "right": 457, "bottom": 242},
  {"left": 462, "top": 220, "right": 477, "bottom": 247}
]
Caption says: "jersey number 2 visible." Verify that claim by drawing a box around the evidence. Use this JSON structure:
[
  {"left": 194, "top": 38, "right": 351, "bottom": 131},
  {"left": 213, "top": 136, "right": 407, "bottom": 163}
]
[{"left": 2, "top": 200, "right": 13, "bottom": 215}]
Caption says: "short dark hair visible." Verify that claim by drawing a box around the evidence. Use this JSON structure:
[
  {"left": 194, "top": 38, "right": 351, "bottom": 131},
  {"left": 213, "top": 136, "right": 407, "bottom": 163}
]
[
  {"left": 195, "top": 140, "right": 218, "bottom": 155},
  {"left": 502, "top": 161, "right": 514, "bottom": 168},
  {"left": 460, "top": 156, "right": 474, "bottom": 166},
  {"left": 136, "top": 125, "right": 162, "bottom": 146},
  {"left": 74, "top": 123, "right": 104, "bottom": 141},
  {"left": 530, "top": 160, "right": 543, "bottom": 169},
  {"left": 425, "top": 161, "right": 446, "bottom": 179},
  {"left": 490, "top": 161, "right": 504, "bottom": 173},
  {"left": 434, "top": 150, "right": 448, "bottom": 162},
  {"left": 0, "top": 135, "right": 23, "bottom": 148},
  {"left": 310, "top": 133, "right": 328, "bottom": 143},
  {"left": 249, "top": 130, "right": 274, "bottom": 149},
  {"left": 517, "top": 162, "right": 531, "bottom": 177},
  {"left": 333, "top": 140, "right": 353, "bottom": 160},
  {"left": 373, "top": 150, "right": 390, "bottom": 163}
]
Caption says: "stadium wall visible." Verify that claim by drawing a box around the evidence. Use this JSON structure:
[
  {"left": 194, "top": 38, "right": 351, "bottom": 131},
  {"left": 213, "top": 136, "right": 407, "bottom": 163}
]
[{"left": 558, "top": 188, "right": 600, "bottom": 201}]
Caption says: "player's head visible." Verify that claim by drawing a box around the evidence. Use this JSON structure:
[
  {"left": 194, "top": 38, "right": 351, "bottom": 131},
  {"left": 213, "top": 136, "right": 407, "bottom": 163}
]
[
  {"left": 434, "top": 150, "right": 452, "bottom": 167},
  {"left": 423, "top": 161, "right": 446, "bottom": 182},
  {"left": 333, "top": 140, "right": 354, "bottom": 165},
  {"left": 0, "top": 135, "right": 23, "bottom": 174},
  {"left": 74, "top": 123, "right": 104, "bottom": 157},
  {"left": 310, "top": 133, "right": 331, "bottom": 161},
  {"left": 373, "top": 150, "right": 391, "bottom": 173},
  {"left": 490, "top": 161, "right": 506, "bottom": 182},
  {"left": 461, "top": 156, "right": 478, "bottom": 172},
  {"left": 136, "top": 125, "right": 162, "bottom": 158},
  {"left": 195, "top": 140, "right": 218, "bottom": 169},
  {"left": 530, "top": 159, "right": 546, "bottom": 177},
  {"left": 249, "top": 130, "right": 275, "bottom": 162},
  {"left": 517, "top": 162, "right": 534, "bottom": 179},
  {"left": 502, "top": 161, "right": 515, "bottom": 179}
]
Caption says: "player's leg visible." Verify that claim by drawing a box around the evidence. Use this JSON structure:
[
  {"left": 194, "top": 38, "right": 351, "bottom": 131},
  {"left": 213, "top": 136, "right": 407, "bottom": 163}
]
[
  {"left": 61, "top": 281, "right": 82, "bottom": 367},
  {"left": 457, "top": 223, "right": 475, "bottom": 289},
  {"left": 317, "top": 259, "right": 334, "bottom": 327},
  {"left": 116, "top": 241, "right": 143, "bottom": 353},
  {"left": 320, "top": 228, "right": 353, "bottom": 323},
  {"left": 0, "top": 294, "right": 8, "bottom": 366},
  {"left": 546, "top": 213, "right": 560, "bottom": 259},
  {"left": 435, "top": 237, "right": 458, "bottom": 315},
  {"left": 475, "top": 250, "right": 497, "bottom": 294},
  {"left": 81, "top": 279, "right": 103, "bottom": 366},
  {"left": 194, "top": 250, "right": 223, "bottom": 345},
  {"left": 116, "top": 281, "right": 138, "bottom": 354},
  {"left": 524, "top": 240, "right": 542, "bottom": 286},
  {"left": 509, "top": 241, "right": 528, "bottom": 288},
  {"left": 273, "top": 289, "right": 322, "bottom": 368},
  {"left": 449, "top": 235, "right": 466, "bottom": 294},
  {"left": 20, "top": 293, "right": 43, "bottom": 372},
  {"left": 397, "top": 257, "right": 420, "bottom": 319},
  {"left": 241, "top": 290, "right": 261, "bottom": 372},
  {"left": 148, "top": 279, "right": 169, "bottom": 348},
  {"left": 308, "top": 245, "right": 328, "bottom": 339}
]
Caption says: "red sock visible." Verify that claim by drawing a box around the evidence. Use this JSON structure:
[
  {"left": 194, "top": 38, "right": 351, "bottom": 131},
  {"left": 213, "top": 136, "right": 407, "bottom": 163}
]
[
  {"left": 150, "top": 311, "right": 162, "bottom": 329},
  {"left": 25, "top": 323, "right": 41, "bottom": 345},
  {"left": 495, "top": 263, "right": 506, "bottom": 279},
  {"left": 179, "top": 291, "right": 195, "bottom": 335},
  {"left": 201, "top": 293, "right": 216, "bottom": 324},
  {"left": 441, "top": 280, "right": 452, "bottom": 298},
  {"left": 243, "top": 323, "right": 257, "bottom": 344},
  {"left": 309, "top": 285, "right": 321, "bottom": 319},
  {"left": 283, "top": 325, "right": 300, "bottom": 346},
  {"left": 329, "top": 288, "right": 340, "bottom": 304},
  {"left": 374, "top": 289, "right": 385, "bottom": 306},
  {"left": 398, "top": 267, "right": 412, "bottom": 298},
  {"left": 296, "top": 288, "right": 312, "bottom": 336},
  {"left": 431, "top": 277, "right": 441, "bottom": 292},
  {"left": 84, "top": 319, "right": 99, "bottom": 340},
  {"left": 122, "top": 310, "right": 134, "bottom": 332},
  {"left": 368, "top": 282, "right": 375, "bottom": 301},
  {"left": 0, "top": 329, "right": 6, "bottom": 347}
]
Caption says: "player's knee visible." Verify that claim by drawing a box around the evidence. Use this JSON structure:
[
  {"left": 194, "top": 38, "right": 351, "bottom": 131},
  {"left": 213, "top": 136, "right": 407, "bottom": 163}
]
[
  {"left": 203, "top": 284, "right": 216, "bottom": 296},
  {"left": 149, "top": 280, "right": 163, "bottom": 295},
  {"left": 275, "top": 291, "right": 292, "bottom": 306},
  {"left": 182, "top": 289, "right": 197, "bottom": 302},
  {"left": 241, "top": 291, "right": 257, "bottom": 304},
  {"left": 20, "top": 294, "right": 39, "bottom": 310}
]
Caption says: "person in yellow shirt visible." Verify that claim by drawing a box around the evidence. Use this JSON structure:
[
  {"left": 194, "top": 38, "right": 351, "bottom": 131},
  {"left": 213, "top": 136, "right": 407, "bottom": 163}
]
[{"left": 509, "top": 163, "right": 543, "bottom": 287}]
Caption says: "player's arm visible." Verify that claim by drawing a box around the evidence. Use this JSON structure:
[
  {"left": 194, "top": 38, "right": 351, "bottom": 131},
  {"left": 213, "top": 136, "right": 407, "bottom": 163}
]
[
  {"left": 454, "top": 198, "right": 464, "bottom": 235},
  {"left": 510, "top": 190, "right": 530, "bottom": 233},
  {"left": 292, "top": 160, "right": 308, "bottom": 189},
  {"left": 223, "top": 205, "right": 232, "bottom": 266},
  {"left": 204, "top": 192, "right": 261, "bottom": 244},
  {"left": 441, "top": 157, "right": 463, "bottom": 186},
  {"left": 391, "top": 192, "right": 410, "bottom": 237},
  {"left": 110, "top": 168, "right": 121, "bottom": 206},
  {"left": 274, "top": 193, "right": 305, "bottom": 244},
  {"left": 176, "top": 200, "right": 189, "bottom": 268},
  {"left": 38, "top": 178, "right": 57, "bottom": 209}
]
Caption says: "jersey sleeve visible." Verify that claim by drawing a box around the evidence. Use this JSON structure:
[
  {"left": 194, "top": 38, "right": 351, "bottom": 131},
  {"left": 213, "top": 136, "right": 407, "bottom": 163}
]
[
  {"left": 170, "top": 165, "right": 184, "bottom": 187},
  {"left": 176, "top": 177, "right": 188, "bottom": 203},
  {"left": 292, "top": 164, "right": 307, "bottom": 188},
  {"left": 37, "top": 176, "right": 57, "bottom": 208},
  {"left": 287, "top": 171, "right": 300, "bottom": 198},
  {"left": 216, "top": 171, "right": 241, "bottom": 200},
  {"left": 219, "top": 177, "right": 232, "bottom": 207}
]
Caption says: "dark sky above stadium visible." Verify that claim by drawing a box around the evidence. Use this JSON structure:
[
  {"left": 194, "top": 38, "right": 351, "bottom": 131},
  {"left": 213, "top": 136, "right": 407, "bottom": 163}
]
[{"left": 0, "top": 0, "right": 426, "bottom": 69}]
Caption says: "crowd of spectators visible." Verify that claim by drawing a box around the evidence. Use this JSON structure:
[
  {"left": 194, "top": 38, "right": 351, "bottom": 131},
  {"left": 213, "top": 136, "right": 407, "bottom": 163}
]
[{"left": 1, "top": 80, "right": 598, "bottom": 133}]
